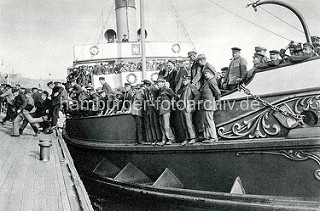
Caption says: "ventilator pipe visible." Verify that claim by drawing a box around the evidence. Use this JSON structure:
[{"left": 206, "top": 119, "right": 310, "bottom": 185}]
[{"left": 247, "top": 0, "right": 312, "bottom": 44}]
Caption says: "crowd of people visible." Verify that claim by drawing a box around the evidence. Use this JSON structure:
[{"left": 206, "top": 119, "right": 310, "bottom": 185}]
[
  {"left": 1, "top": 38, "right": 318, "bottom": 142},
  {"left": 66, "top": 38, "right": 319, "bottom": 145},
  {"left": 0, "top": 82, "right": 67, "bottom": 137}
]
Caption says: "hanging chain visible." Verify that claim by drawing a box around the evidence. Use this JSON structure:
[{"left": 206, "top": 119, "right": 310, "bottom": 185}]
[{"left": 238, "top": 84, "right": 304, "bottom": 121}]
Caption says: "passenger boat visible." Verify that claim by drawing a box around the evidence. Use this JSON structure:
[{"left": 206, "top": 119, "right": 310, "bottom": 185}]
[{"left": 64, "top": 0, "right": 320, "bottom": 209}]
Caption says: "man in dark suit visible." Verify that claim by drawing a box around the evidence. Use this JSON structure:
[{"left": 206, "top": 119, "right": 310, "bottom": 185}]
[
  {"left": 177, "top": 75, "right": 200, "bottom": 145},
  {"left": 188, "top": 51, "right": 203, "bottom": 89},
  {"left": 199, "top": 68, "right": 221, "bottom": 143},
  {"left": 99, "top": 77, "right": 112, "bottom": 93},
  {"left": 48, "top": 81, "right": 64, "bottom": 130}
]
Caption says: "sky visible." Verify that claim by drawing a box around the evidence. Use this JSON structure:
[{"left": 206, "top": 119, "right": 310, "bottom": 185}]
[{"left": 0, "top": 0, "right": 320, "bottom": 80}]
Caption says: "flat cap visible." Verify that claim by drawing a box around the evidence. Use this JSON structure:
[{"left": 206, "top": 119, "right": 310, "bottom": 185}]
[
  {"left": 47, "top": 81, "right": 54, "bottom": 86},
  {"left": 231, "top": 47, "right": 241, "bottom": 51},
  {"left": 303, "top": 42, "right": 314, "bottom": 49},
  {"left": 203, "top": 68, "right": 215, "bottom": 75},
  {"left": 54, "top": 81, "right": 61, "bottom": 85},
  {"left": 269, "top": 50, "right": 280, "bottom": 55},
  {"left": 5, "top": 84, "right": 12, "bottom": 88},
  {"left": 255, "top": 46, "right": 267, "bottom": 52},
  {"left": 98, "top": 77, "right": 105, "bottom": 80},
  {"left": 254, "top": 52, "right": 265, "bottom": 57},
  {"left": 142, "top": 79, "right": 152, "bottom": 85},
  {"left": 187, "top": 51, "right": 197, "bottom": 56},
  {"left": 124, "top": 82, "right": 131, "bottom": 86},
  {"left": 42, "top": 91, "right": 49, "bottom": 96},
  {"left": 221, "top": 67, "right": 228, "bottom": 71},
  {"left": 293, "top": 43, "right": 303, "bottom": 52},
  {"left": 31, "top": 87, "right": 38, "bottom": 90},
  {"left": 197, "top": 54, "right": 206, "bottom": 60}
]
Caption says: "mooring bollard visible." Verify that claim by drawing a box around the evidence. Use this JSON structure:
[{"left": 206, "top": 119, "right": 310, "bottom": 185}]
[{"left": 39, "top": 139, "right": 52, "bottom": 161}]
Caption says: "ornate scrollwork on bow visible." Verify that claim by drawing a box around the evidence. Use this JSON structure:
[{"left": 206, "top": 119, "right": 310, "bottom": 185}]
[
  {"left": 218, "top": 110, "right": 281, "bottom": 139},
  {"left": 236, "top": 150, "right": 320, "bottom": 181},
  {"left": 218, "top": 94, "right": 320, "bottom": 139}
]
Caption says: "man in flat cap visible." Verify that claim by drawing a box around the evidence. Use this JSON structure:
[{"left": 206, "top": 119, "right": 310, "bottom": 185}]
[
  {"left": 118, "top": 83, "right": 134, "bottom": 113},
  {"left": 217, "top": 67, "right": 228, "bottom": 91},
  {"left": 303, "top": 42, "right": 317, "bottom": 57},
  {"left": 252, "top": 52, "right": 268, "bottom": 69},
  {"left": 99, "top": 77, "right": 112, "bottom": 93},
  {"left": 268, "top": 50, "right": 282, "bottom": 67},
  {"left": 177, "top": 75, "right": 200, "bottom": 145},
  {"left": 311, "top": 36, "right": 320, "bottom": 55},
  {"left": 188, "top": 51, "right": 203, "bottom": 89},
  {"left": 156, "top": 77, "right": 179, "bottom": 146},
  {"left": 47, "top": 81, "right": 65, "bottom": 131},
  {"left": 199, "top": 68, "right": 221, "bottom": 143},
  {"left": 130, "top": 83, "right": 146, "bottom": 145},
  {"left": 255, "top": 46, "right": 270, "bottom": 65},
  {"left": 224, "top": 47, "right": 248, "bottom": 90}
]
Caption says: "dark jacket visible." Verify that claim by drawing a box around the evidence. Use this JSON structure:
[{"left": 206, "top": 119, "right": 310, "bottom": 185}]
[
  {"left": 51, "top": 86, "right": 64, "bottom": 105},
  {"left": 199, "top": 78, "right": 221, "bottom": 111},
  {"left": 177, "top": 83, "right": 200, "bottom": 112},
  {"left": 130, "top": 89, "right": 145, "bottom": 117},
  {"left": 156, "top": 86, "right": 179, "bottom": 115},
  {"left": 190, "top": 61, "right": 203, "bottom": 89},
  {"left": 226, "top": 56, "right": 247, "bottom": 85}
]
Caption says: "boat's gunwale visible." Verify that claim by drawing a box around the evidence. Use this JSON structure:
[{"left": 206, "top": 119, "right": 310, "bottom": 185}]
[
  {"left": 63, "top": 130, "right": 320, "bottom": 152},
  {"left": 84, "top": 173, "right": 320, "bottom": 209}
]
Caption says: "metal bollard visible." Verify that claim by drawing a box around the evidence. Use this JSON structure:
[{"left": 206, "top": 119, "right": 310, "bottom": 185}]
[{"left": 39, "top": 140, "right": 52, "bottom": 162}]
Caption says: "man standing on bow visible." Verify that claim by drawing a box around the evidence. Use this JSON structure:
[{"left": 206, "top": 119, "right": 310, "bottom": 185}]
[
  {"left": 199, "top": 68, "right": 221, "bottom": 144},
  {"left": 188, "top": 51, "right": 203, "bottom": 89},
  {"left": 224, "top": 47, "right": 248, "bottom": 90},
  {"left": 177, "top": 75, "right": 200, "bottom": 146}
]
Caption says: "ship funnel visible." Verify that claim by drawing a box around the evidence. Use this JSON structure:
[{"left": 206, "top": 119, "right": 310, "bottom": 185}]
[
  {"left": 115, "top": 0, "right": 138, "bottom": 42},
  {"left": 104, "top": 29, "right": 117, "bottom": 43},
  {"left": 137, "top": 28, "right": 148, "bottom": 40}
]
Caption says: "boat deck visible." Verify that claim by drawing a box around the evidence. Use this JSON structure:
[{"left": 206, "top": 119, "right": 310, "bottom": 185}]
[{"left": 0, "top": 122, "right": 93, "bottom": 211}]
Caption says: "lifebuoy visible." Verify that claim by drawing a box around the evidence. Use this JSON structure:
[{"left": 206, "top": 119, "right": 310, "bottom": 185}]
[
  {"left": 89, "top": 46, "right": 99, "bottom": 56},
  {"left": 171, "top": 43, "right": 181, "bottom": 53},
  {"left": 126, "top": 73, "right": 138, "bottom": 84}
]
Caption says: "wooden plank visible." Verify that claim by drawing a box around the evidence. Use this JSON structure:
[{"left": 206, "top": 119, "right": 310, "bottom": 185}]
[
  {"left": 7, "top": 137, "right": 34, "bottom": 210},
  {"left": 0, "top": 138, "right": 25, "bottom": 193},
  {"left": 51, "top": 135, "right": 72, "bottom": 211}
]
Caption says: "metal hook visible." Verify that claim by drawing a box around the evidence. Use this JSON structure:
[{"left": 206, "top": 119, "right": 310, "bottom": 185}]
[{"left": 246, "top": 0, "right": 260, "bottom": 12}]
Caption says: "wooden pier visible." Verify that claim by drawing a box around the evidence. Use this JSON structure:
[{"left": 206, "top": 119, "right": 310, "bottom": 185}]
[{"left": 0, "top": 122, "right": 94, "bottom": 211}]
